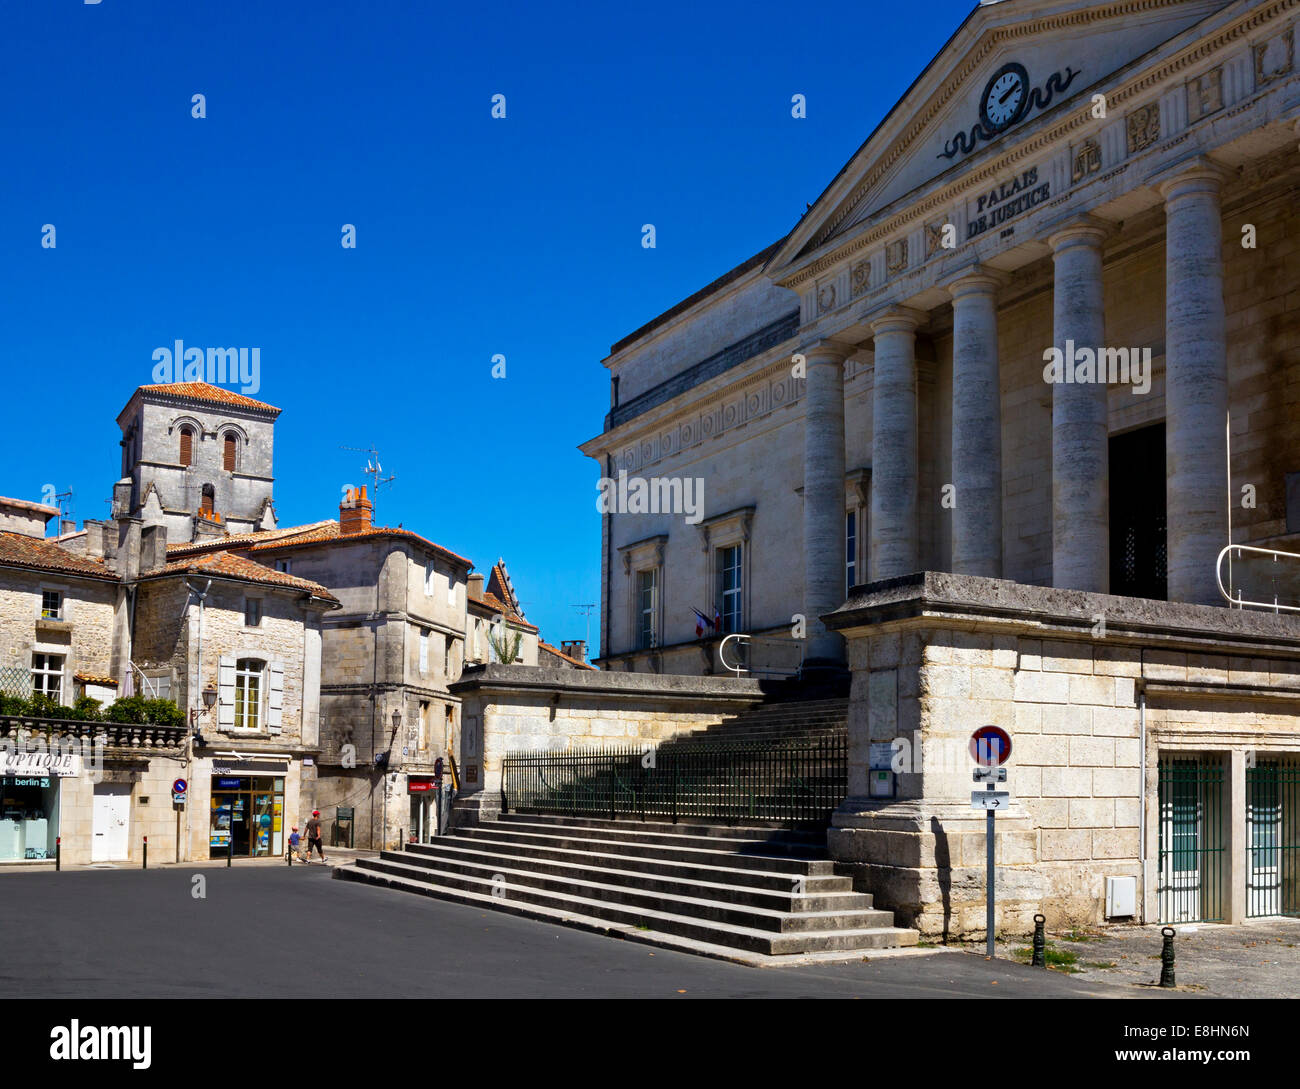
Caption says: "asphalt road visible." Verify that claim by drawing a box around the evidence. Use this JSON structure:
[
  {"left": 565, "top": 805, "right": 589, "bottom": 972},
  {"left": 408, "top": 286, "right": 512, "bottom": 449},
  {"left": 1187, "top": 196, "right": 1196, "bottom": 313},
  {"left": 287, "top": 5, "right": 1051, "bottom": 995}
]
[{"left": 2, "top": 867, "right": 1136, "bottom": 999}]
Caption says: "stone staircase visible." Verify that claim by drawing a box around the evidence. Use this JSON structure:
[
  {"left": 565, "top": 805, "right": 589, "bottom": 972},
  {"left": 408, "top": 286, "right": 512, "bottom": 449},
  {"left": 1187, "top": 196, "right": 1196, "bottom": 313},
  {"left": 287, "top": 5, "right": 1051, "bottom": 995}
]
[{"left": 335, "top": 812, "right": 917, "bottom": 963}]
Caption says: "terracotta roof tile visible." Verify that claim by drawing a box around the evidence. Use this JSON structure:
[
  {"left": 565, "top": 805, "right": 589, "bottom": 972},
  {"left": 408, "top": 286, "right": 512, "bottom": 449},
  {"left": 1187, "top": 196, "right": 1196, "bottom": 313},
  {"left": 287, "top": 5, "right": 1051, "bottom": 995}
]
[
  {"left": 0, "top": 532, "right": 118, "bottom": 581},
  {"left": 248, "top": 522, "right": 472, "bottom": 569},
  {"left": 471, "top": 590, "right": 538, "bottom": 632},
  {"left": 149, "top": 550, "right": 339, "bottom": 603},
  {"left": 167, "top": 521, "right": 337, "bottom": 557},
  {"left": 135, "top": 381, "right": 281, "bottom": 415}
]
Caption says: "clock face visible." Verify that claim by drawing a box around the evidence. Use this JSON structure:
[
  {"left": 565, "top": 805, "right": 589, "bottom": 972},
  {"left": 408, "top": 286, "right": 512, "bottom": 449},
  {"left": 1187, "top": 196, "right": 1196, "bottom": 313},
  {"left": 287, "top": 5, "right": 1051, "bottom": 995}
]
[{"left": 980, "top": 63, "right": 1029, "bottom": 132}]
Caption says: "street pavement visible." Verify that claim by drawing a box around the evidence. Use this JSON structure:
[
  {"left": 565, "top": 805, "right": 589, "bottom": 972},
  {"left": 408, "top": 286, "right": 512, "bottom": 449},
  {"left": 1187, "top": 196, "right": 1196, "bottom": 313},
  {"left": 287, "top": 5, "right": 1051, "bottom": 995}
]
[{"left": 1, "top": 866, "right": 1138, "bottom": 999}]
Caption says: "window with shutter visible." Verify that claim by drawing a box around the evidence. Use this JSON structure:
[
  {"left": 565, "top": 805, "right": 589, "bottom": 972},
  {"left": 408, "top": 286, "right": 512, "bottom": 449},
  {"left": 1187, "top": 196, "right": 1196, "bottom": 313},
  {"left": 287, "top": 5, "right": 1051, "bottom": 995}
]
[
  {"left": 223, "top": 433, "right": 237, "bottom": 472},
  {"left": 179, "top": 427, "right": 194, "bottom": 467},
  {"left": 217, "top": 655, "right": 236, "bottom": 727},
  {"left": 266, "top": 661, "right": 284, "bottom": 732}
]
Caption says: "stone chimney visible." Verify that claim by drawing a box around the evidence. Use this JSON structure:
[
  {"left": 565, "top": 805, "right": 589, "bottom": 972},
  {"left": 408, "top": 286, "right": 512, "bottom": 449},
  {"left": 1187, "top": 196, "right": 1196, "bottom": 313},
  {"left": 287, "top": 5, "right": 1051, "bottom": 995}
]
[
  {"left": 340, "top": 485, "right": 373, "bottom": 535},
  {"left": 561, "top": 639, "right": 587, "bottom": 664},
  {"left": 467, "top": 573, "right": 484, "bottom": 602},
  {"left": 140, "top": 523, "right": 169, "bottom": 573}
]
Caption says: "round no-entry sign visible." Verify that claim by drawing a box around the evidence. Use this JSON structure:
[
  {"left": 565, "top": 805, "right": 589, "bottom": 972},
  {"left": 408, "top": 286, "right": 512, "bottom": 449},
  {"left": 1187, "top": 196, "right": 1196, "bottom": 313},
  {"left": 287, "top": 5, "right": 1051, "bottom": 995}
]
[
  {"left": 172, "top": 778, "right": 188, "bottom": 795},
  {"left": 970, "top": 726, "right": 1012, "bottom": 766}
]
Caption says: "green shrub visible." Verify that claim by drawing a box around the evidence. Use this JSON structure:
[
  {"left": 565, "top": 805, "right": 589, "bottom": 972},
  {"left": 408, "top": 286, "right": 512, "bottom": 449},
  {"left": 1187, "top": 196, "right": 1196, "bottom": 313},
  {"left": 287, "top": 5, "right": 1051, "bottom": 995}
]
[{"left": 102, "top": 696, "right": 184, "bottom": 727}]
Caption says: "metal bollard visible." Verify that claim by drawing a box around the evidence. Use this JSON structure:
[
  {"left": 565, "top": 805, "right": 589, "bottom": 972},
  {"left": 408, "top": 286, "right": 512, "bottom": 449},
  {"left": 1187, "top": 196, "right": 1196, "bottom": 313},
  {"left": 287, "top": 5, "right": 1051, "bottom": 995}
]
[
  {"left": 55, "top": 836, "right": 61, "bottom": 872},
  {"left": 142, "top": 836, "right": 147, "bottom": 870},
  {"left": 1159, "top": 926, "right": 1176, "bottom": 988},
  {"left": 1031, "top": 913, "right": 1047, "bottom": 967},
  {"left": 228, "top": 833, "right": 233, "bottom": 868}
]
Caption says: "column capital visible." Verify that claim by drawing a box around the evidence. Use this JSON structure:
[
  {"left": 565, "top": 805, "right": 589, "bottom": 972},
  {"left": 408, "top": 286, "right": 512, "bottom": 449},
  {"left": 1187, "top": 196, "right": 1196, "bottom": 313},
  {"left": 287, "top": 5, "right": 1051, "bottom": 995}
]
[
  {"left": 1046, "top": 215, "right": 1111, "bottom": 254},
  {"left": 1149, "top": 154, "right": 1234, "bottom": 201},
  {"left": 941, "top": 263, "right": 1009, "bottom": 300},
  {"left": 797, "top": 338, "right": 856, "bottom": 364},
  {"left": 865, "top": 305, "right": 926, "bottom": 336}
]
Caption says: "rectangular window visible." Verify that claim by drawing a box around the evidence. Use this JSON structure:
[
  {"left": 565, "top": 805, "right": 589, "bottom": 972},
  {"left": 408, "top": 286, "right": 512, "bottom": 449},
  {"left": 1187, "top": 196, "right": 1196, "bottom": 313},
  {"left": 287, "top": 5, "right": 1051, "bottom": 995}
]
[
  {"left": 41, "top": 589, "right": 63, "bottom": 620},
  {"left": 637, "top": 568, "right": 658, "bottom": 649},
  {"left": 846, "top": 509, "right": 858, "bottom": 594},
  {"left": 444, "top": 637, "right": 452, "bottom": 678},
  {"left": 717, "top": 545, "right": 743, "bottom": 634},
  {"left": 419, "top": 630, "right": 429, "bottom": 674},
  {"left": 233, "top": 660, "right": 262, "bottom": 730},
  {"left": 418, "top": 701, "right": 430, "bottom": 751},
  {"left": 425, "top": 562, "right": 435, "bottom": 597},
  {"left": 244, "top": 598, "right": 262, "bottom": 627},
  {"left": 32, "top": 653, "right": 64, "bottom": 701},
  {"left": 274, "top": 559, "right": 291, "bottom": 575}
]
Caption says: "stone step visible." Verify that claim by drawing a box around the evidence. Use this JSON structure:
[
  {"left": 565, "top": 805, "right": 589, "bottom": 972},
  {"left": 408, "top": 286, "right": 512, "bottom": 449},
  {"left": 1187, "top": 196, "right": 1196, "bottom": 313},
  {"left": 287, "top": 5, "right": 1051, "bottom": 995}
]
[
  {"left": 495, "top": 812, "right": 827, "bottom": 843},
  {"left": 340, "top": 857, "right": 913, "bottom": 955},
  {"left": 391, "top": 844, "right": 864, "bottom": 913},
  {"left": 469, "top": 819, "right": 830, "bottom": 864},
  {"left": 403, "top": 836, "right": 859, "bottom": 898}
]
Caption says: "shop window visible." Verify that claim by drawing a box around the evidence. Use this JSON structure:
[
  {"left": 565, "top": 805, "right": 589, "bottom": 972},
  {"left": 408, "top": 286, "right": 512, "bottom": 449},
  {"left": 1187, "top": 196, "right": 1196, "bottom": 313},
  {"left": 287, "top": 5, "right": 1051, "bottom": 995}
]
[
  {"left": 0, "top": 776, "right": 60, "bottom": 860},
  {"left": 233, "top": 659, "right": 263, "bottom": 730},
  {"left": 209, "top": 775, "right": 284, "bottom": 859},
  {"left": 31, "top": 653, "right": 63, "bottom": 701},
  {"left": 41, "top": 589, "right": 63, "bottom": 620}
]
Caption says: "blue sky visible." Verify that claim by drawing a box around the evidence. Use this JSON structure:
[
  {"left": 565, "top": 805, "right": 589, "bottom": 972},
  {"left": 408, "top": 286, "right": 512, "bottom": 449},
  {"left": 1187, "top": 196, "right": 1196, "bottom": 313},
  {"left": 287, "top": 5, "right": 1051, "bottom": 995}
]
[{"left": 0, "top": 0, "right": 975, "bottom": 657}]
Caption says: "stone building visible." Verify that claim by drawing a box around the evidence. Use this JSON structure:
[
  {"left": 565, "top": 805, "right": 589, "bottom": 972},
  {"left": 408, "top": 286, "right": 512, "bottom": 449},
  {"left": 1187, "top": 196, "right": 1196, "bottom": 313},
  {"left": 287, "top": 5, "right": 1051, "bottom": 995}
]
[{"left": 580, "top": 0, "right": 1300, "bottom": 932}]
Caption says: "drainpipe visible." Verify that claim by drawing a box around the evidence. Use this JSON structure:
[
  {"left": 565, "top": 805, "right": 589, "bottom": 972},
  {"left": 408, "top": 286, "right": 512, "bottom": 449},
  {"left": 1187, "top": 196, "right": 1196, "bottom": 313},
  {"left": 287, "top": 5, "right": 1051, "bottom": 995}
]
[
  {"left": 185, "top": 579, "right": 212, "bottom": 719},
  {"left": 1138, "top": 646, "right": 1148, "bottom": 923}
]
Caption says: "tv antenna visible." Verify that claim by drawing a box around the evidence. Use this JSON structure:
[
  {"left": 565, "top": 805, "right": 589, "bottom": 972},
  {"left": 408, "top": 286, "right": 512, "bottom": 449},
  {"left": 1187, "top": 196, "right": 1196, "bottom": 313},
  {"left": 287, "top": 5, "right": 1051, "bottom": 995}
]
[
  {"left": 341, "top": 444, "right": 397, "bottom": 494},
  {"left": 569, "top": 602, "right": 597, "bottom": 651},
  {"left": 54, "top": 488, "right": 76, "bottom": 536}
]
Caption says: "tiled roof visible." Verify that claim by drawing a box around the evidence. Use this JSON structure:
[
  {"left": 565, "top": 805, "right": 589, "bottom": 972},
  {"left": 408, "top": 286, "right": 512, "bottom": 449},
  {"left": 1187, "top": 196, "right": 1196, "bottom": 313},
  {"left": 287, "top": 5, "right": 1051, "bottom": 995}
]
[
  {"left": 0, "top": 532, "right": 118, "bottom": 581},
  {"left": 134, "top": 382, "right": 281, "bottom": 415},
  {"left": 539, "top": 641, "right": 596, "bottom": 670},
  {"left": 470, "top": 590, "right": 538, "bottom": 633},
  {"left": 486, "top": 559, "right": 523, "bottom": 617},
  {"left": 149, "top": 550, "right": 339, "bottom": 603},
  {"left": 248, "top": 522, "right": 473, "bottom": 569},
  {"left": 0, "top": 496, "right": 60, "bottom": 518},
  {"left": 167, "top": 521, "right": 337, "bottom": 557}
]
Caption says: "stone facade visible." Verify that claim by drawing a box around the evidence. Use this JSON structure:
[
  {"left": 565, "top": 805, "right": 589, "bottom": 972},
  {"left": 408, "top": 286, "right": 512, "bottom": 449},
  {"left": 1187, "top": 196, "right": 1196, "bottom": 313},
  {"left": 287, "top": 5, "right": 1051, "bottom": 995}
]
[{"left": 824, "top": 573, "right": 1300, "bottom": 937}]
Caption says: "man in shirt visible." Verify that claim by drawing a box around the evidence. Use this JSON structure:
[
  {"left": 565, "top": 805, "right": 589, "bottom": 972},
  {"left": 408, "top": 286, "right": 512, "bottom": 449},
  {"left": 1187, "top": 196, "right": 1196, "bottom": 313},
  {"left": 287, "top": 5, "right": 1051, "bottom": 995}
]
[{"left": 305, "top": 810, "right": 326, "bottom": 864}]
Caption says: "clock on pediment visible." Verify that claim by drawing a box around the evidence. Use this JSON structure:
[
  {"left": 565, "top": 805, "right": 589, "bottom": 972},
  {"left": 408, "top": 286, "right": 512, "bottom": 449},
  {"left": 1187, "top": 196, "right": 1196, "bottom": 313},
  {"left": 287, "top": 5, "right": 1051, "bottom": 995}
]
[{"left": 979, "top": 62, "right": 1029, "bottom": 133}]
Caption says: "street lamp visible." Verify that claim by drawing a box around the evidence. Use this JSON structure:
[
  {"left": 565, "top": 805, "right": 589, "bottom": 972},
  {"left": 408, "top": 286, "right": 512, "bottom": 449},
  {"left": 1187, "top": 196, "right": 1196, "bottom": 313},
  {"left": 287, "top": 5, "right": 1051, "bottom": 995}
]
[{"left": 190, "top": 680, "right": 218, "bottom": 731}]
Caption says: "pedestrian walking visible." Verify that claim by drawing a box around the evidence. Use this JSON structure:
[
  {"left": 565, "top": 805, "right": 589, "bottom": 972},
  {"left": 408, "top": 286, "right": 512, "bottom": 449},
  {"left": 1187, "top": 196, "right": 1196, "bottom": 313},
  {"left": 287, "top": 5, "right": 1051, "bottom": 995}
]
[
  {"left": 286, "top": 826, "right": 305, "bottom": 863},
  {"left": 305, "top": 810, "right": 326, "bottom": 863}
]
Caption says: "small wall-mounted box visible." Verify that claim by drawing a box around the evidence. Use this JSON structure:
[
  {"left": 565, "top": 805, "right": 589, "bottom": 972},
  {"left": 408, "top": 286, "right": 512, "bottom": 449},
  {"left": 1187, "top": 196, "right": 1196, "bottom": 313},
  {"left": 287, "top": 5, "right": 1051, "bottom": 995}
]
[{"left": 1106, "top": 875, "right": 1137, "bottom": 918}]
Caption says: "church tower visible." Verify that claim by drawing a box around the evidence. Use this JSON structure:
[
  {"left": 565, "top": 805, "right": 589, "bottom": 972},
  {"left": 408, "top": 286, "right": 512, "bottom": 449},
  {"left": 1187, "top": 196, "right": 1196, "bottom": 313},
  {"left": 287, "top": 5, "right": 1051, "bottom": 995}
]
[{"left": 115, "top": 382, "right": 280, "bottom": 543}]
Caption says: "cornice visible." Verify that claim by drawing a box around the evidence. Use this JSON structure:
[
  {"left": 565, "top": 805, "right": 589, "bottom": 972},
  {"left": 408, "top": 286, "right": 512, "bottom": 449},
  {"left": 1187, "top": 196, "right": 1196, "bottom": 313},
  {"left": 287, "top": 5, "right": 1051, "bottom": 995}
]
[{"left": 778, "top": 0, "right": 1296, "bottom": 291}]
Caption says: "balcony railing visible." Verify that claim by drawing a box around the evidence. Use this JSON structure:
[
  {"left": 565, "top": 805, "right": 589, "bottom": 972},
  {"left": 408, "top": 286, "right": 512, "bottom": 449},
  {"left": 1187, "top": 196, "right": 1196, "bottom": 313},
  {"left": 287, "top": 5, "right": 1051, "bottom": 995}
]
[
  {"left": 0, "top": 714, "right": 187, "bottom": 751},
  {"left": 1216, "top": 544, "right": 1300, "bottom": 613}
]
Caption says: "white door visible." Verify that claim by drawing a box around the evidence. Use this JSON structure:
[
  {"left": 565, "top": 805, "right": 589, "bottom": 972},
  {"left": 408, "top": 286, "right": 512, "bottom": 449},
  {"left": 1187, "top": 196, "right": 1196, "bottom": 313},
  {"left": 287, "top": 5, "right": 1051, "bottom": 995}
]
[{"left": 92, "top": 784, "right": 132, "bottom": 862}]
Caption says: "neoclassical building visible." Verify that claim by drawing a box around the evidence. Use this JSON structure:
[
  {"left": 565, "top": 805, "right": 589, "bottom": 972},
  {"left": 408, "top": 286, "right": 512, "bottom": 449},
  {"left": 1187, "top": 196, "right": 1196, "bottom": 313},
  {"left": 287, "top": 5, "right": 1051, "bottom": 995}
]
[{"left": 582, "top": 0, "right": 1300, "bottom": 932}]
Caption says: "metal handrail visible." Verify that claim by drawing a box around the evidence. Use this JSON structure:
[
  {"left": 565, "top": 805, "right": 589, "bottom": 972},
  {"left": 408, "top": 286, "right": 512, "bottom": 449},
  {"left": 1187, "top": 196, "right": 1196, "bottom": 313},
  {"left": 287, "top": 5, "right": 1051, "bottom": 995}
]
[
  {"left": 718, "top": 634, "right": 804, "bottom": 678},
  {"left": 1215, "top": 543, "right": 1300, "bottom": 613}
]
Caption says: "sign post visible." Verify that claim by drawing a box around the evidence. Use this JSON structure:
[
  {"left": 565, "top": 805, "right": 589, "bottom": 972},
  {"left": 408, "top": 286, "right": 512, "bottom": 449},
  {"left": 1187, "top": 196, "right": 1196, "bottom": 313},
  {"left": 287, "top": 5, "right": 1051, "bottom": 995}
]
[
  {"left": 970, "top": 726, "right": 1012, "bottom": 959},
  {"left": 171, "top": 779, "right": 188, "bottom": 864}
]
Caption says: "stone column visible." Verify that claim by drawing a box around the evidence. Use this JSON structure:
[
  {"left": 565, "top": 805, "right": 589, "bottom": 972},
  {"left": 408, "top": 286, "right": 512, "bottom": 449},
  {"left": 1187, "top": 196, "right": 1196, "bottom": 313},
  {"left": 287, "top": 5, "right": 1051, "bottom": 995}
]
[
  {"left": 802, "top": 341, "right": 851, "bottom": 664},
  {"left": 946, "top": 269, "right": 1006, "bottom": 577},
  {"left": 1157, "top": 161, "right": 1229, "bottom": 606},
  {"left": 1048, "top": 220, "right": 1110, "bottom": 594},
  {"left": 869, "top": 309, "right": 923, "bottom": 580}
]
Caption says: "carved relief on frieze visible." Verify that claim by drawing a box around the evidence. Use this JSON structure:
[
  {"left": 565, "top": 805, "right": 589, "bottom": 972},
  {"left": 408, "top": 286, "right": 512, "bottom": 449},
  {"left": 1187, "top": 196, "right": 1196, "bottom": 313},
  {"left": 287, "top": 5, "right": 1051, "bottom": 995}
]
[
  {"left": 1072, "top": 138, "right": 1101, "bottom": 183},
  {"left": 817, "top": 282, "right": 837, "bottom": 314},
  {"left": 1255, "top": 28, "right": 1294, "bottom": 86},
  {"left": 925, "top": 222, "right": 946, "bottom": 259},
  {"left": 1187, "top": 67, "right": 1223, "bottom": 123},
  {"left": 1126, "top": 103, "right": 1160, "bottom": 154},
  {"left": 886, "top": 239, "right": 908, "bottom": 277},
  {"left": 850, "top": 259, "right": 871, "bottom": 299}
]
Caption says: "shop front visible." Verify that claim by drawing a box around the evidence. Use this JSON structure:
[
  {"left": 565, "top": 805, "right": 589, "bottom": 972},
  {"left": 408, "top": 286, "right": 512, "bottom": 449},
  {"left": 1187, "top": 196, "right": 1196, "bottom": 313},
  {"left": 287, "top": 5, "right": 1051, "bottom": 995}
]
[
  {"left": 0, "top": 750, "right": 78, "bottom": 863},
  {"left": 407, "top": 763, "right": 446, "bottom": 844},
  {"left": 209, "top": 774, "right": 285, "bottom": 859}
]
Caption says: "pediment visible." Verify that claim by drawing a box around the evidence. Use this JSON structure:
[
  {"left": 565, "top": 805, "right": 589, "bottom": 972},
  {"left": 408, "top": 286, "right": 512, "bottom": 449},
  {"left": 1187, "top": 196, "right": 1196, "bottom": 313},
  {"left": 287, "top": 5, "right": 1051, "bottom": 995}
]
[{"left": 768, "top": 0, "right": 1232, "bottom": 278}]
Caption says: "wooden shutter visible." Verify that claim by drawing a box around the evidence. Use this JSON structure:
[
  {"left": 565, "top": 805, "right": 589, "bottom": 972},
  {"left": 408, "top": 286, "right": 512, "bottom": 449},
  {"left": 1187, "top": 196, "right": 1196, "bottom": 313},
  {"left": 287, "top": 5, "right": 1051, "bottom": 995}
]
[
  {"left": 179, "top": 428, "right": 193, "bottom": 467},
  {"left": 267, "top": 661, "right": 284, "bottom": 732},
  {"left": 217, "top": 655, "right": 235, "bottom": 727},
  {"left": 223, "top": 434, "right": 237, "bottom": 471}
]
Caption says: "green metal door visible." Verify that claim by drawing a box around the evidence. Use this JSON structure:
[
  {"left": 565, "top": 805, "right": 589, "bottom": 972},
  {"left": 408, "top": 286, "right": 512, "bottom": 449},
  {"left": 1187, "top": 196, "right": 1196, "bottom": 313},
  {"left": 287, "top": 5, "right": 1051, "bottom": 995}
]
[
  {"left": 1247, "top": 758, "right": 1300, "bottom": 918},
  {"left": 1158, "top": 757, "right": 1225, "bottom": 923}
]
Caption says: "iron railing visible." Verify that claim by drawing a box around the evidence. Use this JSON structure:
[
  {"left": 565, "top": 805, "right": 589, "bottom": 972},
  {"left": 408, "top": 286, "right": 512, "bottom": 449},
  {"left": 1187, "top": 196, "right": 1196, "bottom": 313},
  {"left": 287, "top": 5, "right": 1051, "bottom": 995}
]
[
  {"left": 502, "top": 735, "right": 846, "bottom": 827},
  {"left": 1158, "top": 757, "right": 1225, "bottom": 923},
  {"left": 1216, "top": 543, "right": 1300, "bottom": 613},
  {"left": 1247, "top": 757, "right": 1300, "bottom": 919}
]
